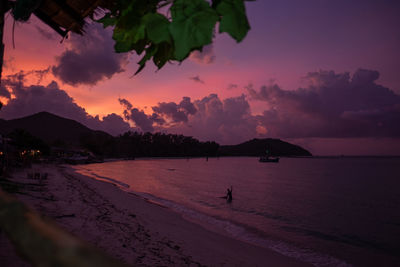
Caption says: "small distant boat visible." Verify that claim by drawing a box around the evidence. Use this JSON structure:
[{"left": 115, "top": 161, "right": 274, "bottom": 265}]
[
  {"left": 259, "top": 148, "right": 280, "bottom": 162},
  {"left": 259, "top": 156, "right": 280, "bottom": 163}
]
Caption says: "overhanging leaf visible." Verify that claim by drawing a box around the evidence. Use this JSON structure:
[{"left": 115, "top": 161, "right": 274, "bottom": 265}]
[
  {"left": 97, "top": 13, "right": 117, "bottom": 28},
  {"left": 216, "top": 0, "right": 250, "bottom": 42},
  {"left": 135, "top": 45, "right": 158, "bottom": 75},
  {"left": 143, "top": 13, "right": 171, "bottom": 44},
  {"left": 169, "top": 0, "right": 219, "bottom": 61},
  {"left": 153, "top": 42, "right": 175, "bottom": 69}
]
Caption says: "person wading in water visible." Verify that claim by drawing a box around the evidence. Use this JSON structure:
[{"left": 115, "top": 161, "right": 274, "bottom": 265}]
[{"left": 226, "top": 186, "right": 233, "bottom": 202}]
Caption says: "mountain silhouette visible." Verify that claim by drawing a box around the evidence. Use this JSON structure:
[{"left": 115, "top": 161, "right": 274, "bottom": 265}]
[{"left": 0, "top": 112, "right": 111, "bottom": 147}]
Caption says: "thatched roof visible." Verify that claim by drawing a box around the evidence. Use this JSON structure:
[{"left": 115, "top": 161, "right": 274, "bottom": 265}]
[{"left": 32, "top": 0, "right": 112, "bottom": 37}]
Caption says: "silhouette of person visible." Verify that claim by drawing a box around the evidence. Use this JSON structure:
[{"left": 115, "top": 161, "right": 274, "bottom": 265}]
[{"left": 226, "top": 186, "right": 233, "bottom": 202}]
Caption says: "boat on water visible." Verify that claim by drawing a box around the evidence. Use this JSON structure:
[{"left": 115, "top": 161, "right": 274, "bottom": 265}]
[{"left": 259, "top": 156, "right": 280, "bottom": 163}]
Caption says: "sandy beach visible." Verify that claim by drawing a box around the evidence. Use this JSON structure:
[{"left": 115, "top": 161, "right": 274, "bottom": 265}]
[{"left": 1, "top": 164, "right": 310, "bottom": 266}]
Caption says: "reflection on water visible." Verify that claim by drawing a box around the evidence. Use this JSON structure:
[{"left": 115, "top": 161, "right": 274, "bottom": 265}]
[{"left": 74, "top": 157, "right": 400, "bottom": 267}]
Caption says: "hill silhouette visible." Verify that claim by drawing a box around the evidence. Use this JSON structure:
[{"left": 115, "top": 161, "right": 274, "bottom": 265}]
[
  {"left": 0, "top": 112, "right": 112, "bottom": 148},
  {"left": 219, "top": 138, "right": 312, "bottom": 157},
  {"left": 0, "top": 112, "right": 311, "bottom": 157}
]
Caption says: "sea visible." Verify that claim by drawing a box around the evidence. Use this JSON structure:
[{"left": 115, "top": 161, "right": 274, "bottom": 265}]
[{"left": 73, "top": 157, "right": 400, "bottom": 267}]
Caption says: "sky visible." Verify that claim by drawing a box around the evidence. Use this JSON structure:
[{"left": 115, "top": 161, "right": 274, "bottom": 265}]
[{"left": 1, "top": 0, "right": 400, "bottom": 155}]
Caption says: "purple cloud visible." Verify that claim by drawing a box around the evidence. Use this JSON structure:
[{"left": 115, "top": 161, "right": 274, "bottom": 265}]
[
  {"left": 119, "top": 97, "right": 197, "bottom": 131},
  {"left": 52, "top": 23, "right": 128, "bottom": 86},
  {"left": 179, "top": 97, "right": 197, "bottom": 115},
  {"left": 152, "top": 97, "right": 197, "bottom": 124},
  {"left": 248, "top": 69, "right": 400, "bottom": 138},
  {"left": 149, "top": 112, "right": 166, "bottom": 125},
  {"left": 189, "top": 75, "right": 205, "bottom": 84},
  {"left": 119, "top": 98, "right": 155, "bottom": 132},
  {"left": 166, "top": 94, "right": 259, "bottom": 144},
  {"left": 152, "top": 102, "right": 188, "bottom": 123}
]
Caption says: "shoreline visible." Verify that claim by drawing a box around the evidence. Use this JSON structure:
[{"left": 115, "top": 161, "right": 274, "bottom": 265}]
[
  {"left": 2, "top": 163, "right": 310, "bottom": 266},
  {"left": 81, "top": 166, "right": 349, "bottom": 267}
]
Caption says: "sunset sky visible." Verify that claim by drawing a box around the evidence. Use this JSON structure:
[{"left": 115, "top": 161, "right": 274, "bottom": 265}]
[{"left": 1, "top": 0, "right": 400, "bottom": 155}]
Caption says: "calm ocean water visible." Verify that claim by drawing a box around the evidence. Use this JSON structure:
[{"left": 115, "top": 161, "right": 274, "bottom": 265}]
[{"left": 73, "top": 157, "right": 400, "bottom": 267}]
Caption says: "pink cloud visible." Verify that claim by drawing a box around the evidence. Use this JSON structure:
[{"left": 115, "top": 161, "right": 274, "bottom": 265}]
[
  {"left": 189, "top": 45, "right": 215, "bottom": 64},
  {"left": 52, "top": 23, "right": 128, "bottom": 86}
]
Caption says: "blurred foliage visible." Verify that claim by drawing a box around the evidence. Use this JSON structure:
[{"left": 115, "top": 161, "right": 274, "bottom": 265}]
[{"left": 0, "top": 190, "right": 128, "bottom": 267}]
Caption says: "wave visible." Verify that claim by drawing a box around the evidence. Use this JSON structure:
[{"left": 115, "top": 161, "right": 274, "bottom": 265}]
[
  {"left": 76, "top": 168, "right": 130, "bottom": 189},
  {"left": 129, "top": 190, "right": 351, "bottom": 267}
]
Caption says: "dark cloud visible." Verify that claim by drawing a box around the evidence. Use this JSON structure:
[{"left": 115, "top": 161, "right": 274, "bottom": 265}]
[
  {"left": 127, "top": 108, "right": 154, "bottom": 133},
  {"left": 189, "top": 75, "right": 205, "bottom": 84},
  {"left": 118, "top": 98, "right": 133, "bottom": 110},
  {"left": 152, "top": 102, "right": 188, "bottom": 123},
  {"left": 149, "top": 113, "right": 166, "bottom": 125},
  {"left": 189, "top": 44, "right": 215, "bottom": 64},
  {"left": 119, "top": 98, "right": 155, "bottom": 132},
  {"left": 152, "top": 97, "right": 197, "bottom": 124},
  {"left": 0, "top": 72, "right": 131, "bottom": 136},
  {"left": 248, "top": 69, "right": 400, "bottom": 138},
  {"left": 119, "top": 97, "right": 197, "bottom": 132},
  {"left": 167, "top": 94, "right": 259, "bottom": 144},
  {"left": 179, "top": 97, "right": 197, "bottom": 115},
  {"left": 52, "top": 23, "right": 128, "bottom": 86}
]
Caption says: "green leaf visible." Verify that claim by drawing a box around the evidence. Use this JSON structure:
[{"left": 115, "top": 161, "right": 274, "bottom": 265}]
[
  {"left": 153, "top": 42, "right": 175, "bottom": 69},
  {"left": 133, "top": 23, "right": 146, "bottom": 43},
  {"left": 211, "top": 0, "right": 223, "bottom": 8},
  {"left": 97, "top": 13, "right": 117, "bottom": 28},
  {"left": 113, "top": 26, "right": 147, "bottom": 54},
  {"left": 143, "top": 13, "right": 171, "bottom": 44},
  {"left": 216, "top": 0, "right": 250, "bottom": 42},
  {"left": 112, "top": 13, "right": 147, "bottom": 54},
  {"left": 169, "top": 0, "right": 219, "bottom": 61},
  {"left": 135, "top": 45, "right": 158, "bottom": 75}
]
